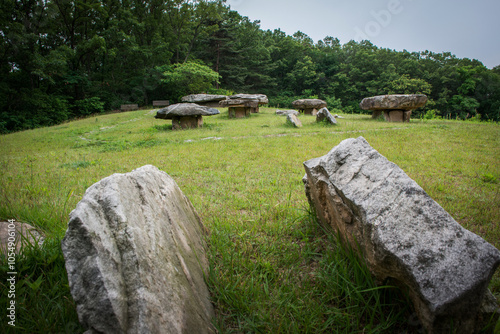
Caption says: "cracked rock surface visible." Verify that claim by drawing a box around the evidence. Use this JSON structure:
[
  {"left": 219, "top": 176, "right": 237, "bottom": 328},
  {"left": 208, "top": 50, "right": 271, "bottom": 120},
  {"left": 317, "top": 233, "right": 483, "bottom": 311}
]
[
  {"left": 62, "top": 165, "right": 214, "bottom": 334},
  {"left": 303, "top": 137, "right": 500, "bottom": 333}
]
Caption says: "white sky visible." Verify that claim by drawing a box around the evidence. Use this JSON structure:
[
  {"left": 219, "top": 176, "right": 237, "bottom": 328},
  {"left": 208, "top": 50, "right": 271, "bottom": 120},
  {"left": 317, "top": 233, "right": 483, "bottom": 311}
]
[{"left": 225, "top": 0, "right": 500, "bottom": 69}]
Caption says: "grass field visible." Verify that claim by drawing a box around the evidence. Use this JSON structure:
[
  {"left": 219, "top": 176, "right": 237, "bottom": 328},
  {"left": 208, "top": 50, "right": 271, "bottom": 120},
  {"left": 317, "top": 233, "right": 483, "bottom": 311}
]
[{"left": 0, "top": 107, "right": 499, "bottom": 333}]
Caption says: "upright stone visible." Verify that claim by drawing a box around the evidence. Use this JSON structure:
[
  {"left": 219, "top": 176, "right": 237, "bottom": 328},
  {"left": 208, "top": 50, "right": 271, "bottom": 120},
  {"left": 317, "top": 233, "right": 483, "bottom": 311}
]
[
  {"left": 286, "top": 113, "right": 302, "bottom": 127},
  {"left": 316, "top": 107, "right": 337, "bottom": 125},
  {"left": 303, "top": 137, "right": 500, "bottom": 333},
  {"left": 62, "top": 165, "right": 214, "bottom": 334}
]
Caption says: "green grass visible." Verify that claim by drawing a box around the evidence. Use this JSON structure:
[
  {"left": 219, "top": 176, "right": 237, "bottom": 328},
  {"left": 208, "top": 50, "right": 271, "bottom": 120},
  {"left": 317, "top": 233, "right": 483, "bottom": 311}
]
[{"left": 0, "top": 107, "right": 499, "bottom": 332}]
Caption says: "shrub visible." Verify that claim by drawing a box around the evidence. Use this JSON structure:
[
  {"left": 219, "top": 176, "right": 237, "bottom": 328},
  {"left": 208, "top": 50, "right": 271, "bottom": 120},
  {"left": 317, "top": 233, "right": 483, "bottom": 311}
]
[
  {"left": 423, "top": 109, "right": 442, "bottom": 120},
  {"left": 73, "top": 97, "right": 105, "bottom": 116}
]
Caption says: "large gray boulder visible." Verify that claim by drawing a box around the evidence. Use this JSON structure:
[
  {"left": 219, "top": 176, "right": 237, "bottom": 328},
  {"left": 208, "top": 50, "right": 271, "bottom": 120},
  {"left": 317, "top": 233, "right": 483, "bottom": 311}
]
[
  {"left": 62, "top": 165, "right": 214, "bottom": 334},
  {"left": 360, "top": 94, "right": 427, "bottom": 122},
  {"left": 303, "top": 137, "right": 500, "bottom": 333},
  {"left": 155, "top": 103, "right": 219, "bottom": 129}
]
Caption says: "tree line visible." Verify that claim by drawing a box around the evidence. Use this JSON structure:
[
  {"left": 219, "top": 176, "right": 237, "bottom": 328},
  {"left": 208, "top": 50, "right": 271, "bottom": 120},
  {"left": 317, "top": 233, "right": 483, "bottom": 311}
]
[{"left": 1, "top": 0, "right": 499, "bottom": 133}]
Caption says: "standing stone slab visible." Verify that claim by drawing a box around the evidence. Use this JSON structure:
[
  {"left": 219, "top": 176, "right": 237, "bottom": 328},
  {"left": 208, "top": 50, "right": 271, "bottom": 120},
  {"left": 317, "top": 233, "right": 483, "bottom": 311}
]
[
  {"left": 62, "top": 165, "right": 214, "bottom": 334},
  {"left": 316, "top": 107, "right": 337, "bottom": 125},
  {"left": 286, "top": 113, "right": 302, "bottom": 127},
  {"left": 303, "top": 137, "right": 500, "bottom": 333}
]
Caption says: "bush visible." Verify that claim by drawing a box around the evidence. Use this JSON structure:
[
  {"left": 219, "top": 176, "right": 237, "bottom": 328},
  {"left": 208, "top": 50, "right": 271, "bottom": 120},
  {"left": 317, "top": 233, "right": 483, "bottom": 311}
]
[
  {"left": 423, "top": 109, "right": 442, "bottom": 120},
  {"left": 73, "top": 97, "right": 105, "bottom": 116}
]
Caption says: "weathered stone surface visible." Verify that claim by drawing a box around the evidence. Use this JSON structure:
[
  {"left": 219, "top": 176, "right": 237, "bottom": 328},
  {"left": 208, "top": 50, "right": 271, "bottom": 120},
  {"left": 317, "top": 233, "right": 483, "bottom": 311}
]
[
  {"left": 303, "top": 137, "right": 500, "bottom": 334},
  {"left": 286, "top": 113, "right": 302, "bottom": 127},
  {"left": 292, "top": 99, "right": 327, "bottom": 109},
  {"left": 155, "top": 103, "right": 219, "bottom": 119},
  {"left": 229, "top": 94, "right": 268, "bottom": 105},
  {"left": 292, "top": 99, "right": 327, "bottom": 115},
  {"left": 316, "top": 107, "right": 337, "bottom": 125},
  {"left": 171, "top": 115, "right": 203, "bottom": 130},
  {"left": 220, "top": 99, "right": 259, "bottom": 108},
  {"left": 228, "top": 107, "right": 251, "bottom": 118},
  {"left": 360, "top": 94, "right": 427, "bottom": 111},
  {"left": 0, "top": 221, "right": 44, "bottom": 254},
  {"left": 276, "top": 110, "right": 299, "bottom": 116},
  {"left": 181, "top": 94, "right": 227, "bottom": 107},
  {"left": 220, "top": 94, "right": 268, "bottom": 114},
  {"left": 62, "top": 165, "right": 214, "bottom": 334},
  {"left": 361, "top": 95, "right": 426, "bottom": 122},
  {"left": 155, "top": 103, "right": 219, "bottom": 129},
  {"left": 181, "top": 94, "right": 227, "bottom": 103}
]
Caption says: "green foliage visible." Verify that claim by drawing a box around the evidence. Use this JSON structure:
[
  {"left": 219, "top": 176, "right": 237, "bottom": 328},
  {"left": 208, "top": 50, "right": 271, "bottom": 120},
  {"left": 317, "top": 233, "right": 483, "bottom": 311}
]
[
  {"left": 0, "top": 108, "right": 499, "bottom": 332},
  {"left": 423, "top": 109, "right": 441, "bottom": 120},
  {"left": 1, "top": 0, "right": 499, "bottom": 133},
  {"left": 0, "top": 238, "right": 83, "bottom": 333},
  {"left": 159, "top": 61, "right": 221, "bottom": 102},
  {"left": 73, "top": 97, "right": 105, "bottom": 116}
]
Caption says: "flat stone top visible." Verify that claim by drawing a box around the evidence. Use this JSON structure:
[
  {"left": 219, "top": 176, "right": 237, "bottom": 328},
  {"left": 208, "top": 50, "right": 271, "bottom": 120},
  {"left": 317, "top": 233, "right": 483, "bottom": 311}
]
[
  {"left": 360, "top": 94, "right": 427, "bottom": 111},
  {"left": 155, "top": 103, "right": 220, "bottom": 119},
  {"left": 219, "top": 99, "right": 259, "bottom": 108},
  {"left": 292, "top": 99, "right": 327, "bottom": 109},
  {"left": 229, "top": 94, "right": 268, "bottom": 104},
  {"left": 181, "top": 94, "right": 228, "bottom": 103}
]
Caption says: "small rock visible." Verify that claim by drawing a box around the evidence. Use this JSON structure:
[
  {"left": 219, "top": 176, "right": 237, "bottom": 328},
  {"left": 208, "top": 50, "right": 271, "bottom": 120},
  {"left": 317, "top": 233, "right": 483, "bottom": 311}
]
[{"left": 0, "top": 221, "right": 44, "bottom": 254}]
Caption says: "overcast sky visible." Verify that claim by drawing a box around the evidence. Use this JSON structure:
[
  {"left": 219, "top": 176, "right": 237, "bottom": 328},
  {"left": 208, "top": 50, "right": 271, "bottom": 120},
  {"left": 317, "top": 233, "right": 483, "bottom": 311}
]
[{"left": 225, "top": 0, "right": 499, "bottom": 69}]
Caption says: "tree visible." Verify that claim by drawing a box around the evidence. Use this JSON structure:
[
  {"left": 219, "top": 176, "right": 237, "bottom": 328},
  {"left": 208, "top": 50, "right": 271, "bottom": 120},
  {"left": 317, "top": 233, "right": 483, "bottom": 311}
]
[{"left": 159, "top": 61, "right": 220, "bottom": 101}]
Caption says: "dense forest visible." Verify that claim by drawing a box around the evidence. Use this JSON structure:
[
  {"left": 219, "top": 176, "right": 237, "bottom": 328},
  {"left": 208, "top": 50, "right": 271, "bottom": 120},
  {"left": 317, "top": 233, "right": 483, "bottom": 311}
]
[{"left": 1, "top": 0, "right": 499, "bottom": 133}]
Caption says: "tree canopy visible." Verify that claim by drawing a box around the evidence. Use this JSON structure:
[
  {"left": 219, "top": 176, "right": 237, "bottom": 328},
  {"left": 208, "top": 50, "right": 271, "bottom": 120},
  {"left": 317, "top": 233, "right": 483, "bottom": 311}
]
[{"left": 1, "top": 0, "right": 499, "bottom": 132}]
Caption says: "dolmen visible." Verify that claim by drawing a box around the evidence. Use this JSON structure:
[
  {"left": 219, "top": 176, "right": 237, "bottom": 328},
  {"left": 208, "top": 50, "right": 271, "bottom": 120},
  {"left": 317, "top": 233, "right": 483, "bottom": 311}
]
[
  {"left": 181, "top": 94, "right": 228, "bottom": 108},
  {"left": 220, "top": 94, "right": 268, "bottom": 118},
  {"left": 62, "top": 165, "right": 214, "bottom": 333},
  {"left": 292, "top": 99, "right": 327, "bottom": 115},
  {"left": 360, "top": 94, "right": 427, "bottom": 122},
  {"left": 316, "top": 107, "right": 337, "bottom": 125},
  {"left": 155, "top": 103, "right": 219, "bottom": 129},
  {"left": 303, "top": 137, "right": 500, "bottom": 333}
]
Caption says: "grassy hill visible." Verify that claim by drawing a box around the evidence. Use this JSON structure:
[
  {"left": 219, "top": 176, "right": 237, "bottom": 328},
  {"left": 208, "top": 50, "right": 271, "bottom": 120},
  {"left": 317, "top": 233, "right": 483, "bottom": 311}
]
[{"left": 1, "top": 108, "right": 499, "bottom": 332}]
